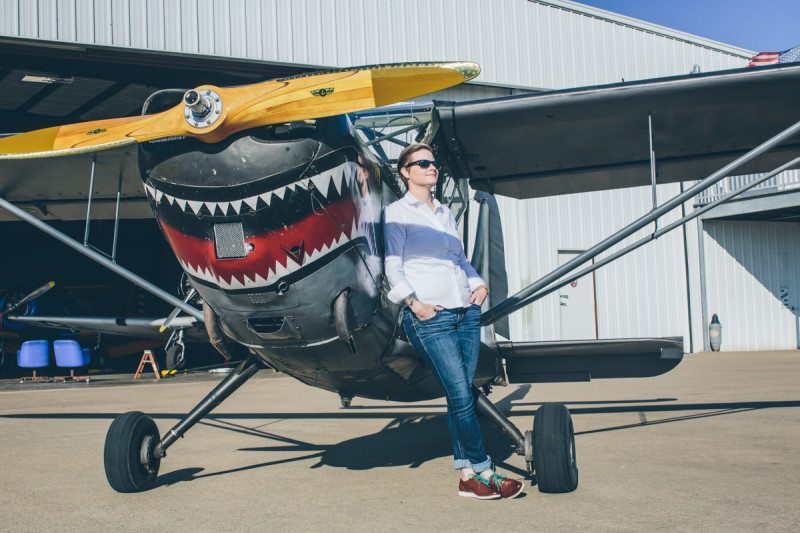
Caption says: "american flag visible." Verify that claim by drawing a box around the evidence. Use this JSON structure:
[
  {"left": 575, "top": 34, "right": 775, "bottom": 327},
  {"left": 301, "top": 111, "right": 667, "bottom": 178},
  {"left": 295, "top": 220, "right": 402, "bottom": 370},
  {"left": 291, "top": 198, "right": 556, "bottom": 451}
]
[{"left": 748, "top": 45, "right": 800, "bottom": 67}]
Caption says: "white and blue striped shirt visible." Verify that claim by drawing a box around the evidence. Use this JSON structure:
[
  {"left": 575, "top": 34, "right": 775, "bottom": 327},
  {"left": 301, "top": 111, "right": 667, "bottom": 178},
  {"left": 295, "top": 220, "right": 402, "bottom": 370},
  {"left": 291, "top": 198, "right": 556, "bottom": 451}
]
[{"left": 384, "top": 192, "right": 485, "bottom": 308}]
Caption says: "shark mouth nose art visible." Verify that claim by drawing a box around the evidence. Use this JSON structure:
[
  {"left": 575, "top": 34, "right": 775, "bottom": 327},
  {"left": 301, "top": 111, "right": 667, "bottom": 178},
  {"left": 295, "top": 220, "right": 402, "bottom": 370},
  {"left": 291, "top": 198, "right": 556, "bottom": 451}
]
[{"left": 145, "top": 161, "right": 363, "bottom": 291}]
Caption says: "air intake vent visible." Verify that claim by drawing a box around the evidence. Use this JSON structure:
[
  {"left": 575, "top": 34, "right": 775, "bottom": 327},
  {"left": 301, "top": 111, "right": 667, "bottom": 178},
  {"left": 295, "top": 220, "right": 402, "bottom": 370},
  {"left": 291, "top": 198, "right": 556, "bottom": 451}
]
[
  {"left": 213, "top": 222, "right": 247, "bottom": 259},
  {"left": 247, "top": 317, "right": 285, "bottom": 334}
]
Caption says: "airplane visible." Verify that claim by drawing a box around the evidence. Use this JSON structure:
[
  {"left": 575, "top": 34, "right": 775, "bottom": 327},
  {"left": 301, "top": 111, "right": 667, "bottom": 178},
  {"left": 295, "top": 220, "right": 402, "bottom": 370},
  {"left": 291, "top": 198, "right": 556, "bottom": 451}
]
[{"left": 1, "top": 37, "right": 799, "bottom": 495}]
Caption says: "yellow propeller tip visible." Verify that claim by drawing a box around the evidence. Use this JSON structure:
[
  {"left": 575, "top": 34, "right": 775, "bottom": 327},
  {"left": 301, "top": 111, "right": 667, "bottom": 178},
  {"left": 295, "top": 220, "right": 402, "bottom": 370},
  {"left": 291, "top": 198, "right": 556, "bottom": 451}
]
[
  {"left": 48, "top": 281, "right": 55, "bottom": 287},
  {"left": 444, "top": 62, "right": 481, "bottom": 82},
  {"left": 159, "top": 325, "right": 167, "bottom": 333}
]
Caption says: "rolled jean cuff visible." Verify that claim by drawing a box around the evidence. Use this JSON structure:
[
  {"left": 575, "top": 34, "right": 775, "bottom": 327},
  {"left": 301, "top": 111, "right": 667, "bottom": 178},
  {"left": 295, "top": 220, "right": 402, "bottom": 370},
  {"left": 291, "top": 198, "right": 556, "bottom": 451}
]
[
  {"left": 452, "top": 458, "right": 472, "bottom": 470},
  {"left": 471, "top": 456, "right": 492, "bottom": 473},
  {"left": 453, "top": 456, "right": 492, "bottom": 472}
]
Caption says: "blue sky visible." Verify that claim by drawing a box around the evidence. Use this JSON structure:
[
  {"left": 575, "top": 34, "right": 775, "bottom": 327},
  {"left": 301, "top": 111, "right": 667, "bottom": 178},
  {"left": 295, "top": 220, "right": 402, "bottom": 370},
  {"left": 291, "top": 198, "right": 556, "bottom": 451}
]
[{"left": 575, "top": 0, "right": 796, "bottom": 52}]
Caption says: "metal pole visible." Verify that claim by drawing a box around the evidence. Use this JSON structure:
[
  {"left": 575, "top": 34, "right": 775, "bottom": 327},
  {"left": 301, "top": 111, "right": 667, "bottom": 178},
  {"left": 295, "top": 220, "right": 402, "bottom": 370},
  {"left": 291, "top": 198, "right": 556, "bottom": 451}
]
[
  {"left": 648, "top": 114, "right": 658, "bottom": 231},
  {"left": 495, "top": 155, "right": 800, "bottom": 320},
  {"left": 83, "top": 155, "right": 96, "bottom": 245},
  {"left": 697, "top": 216, "right": 710, "bottom": 351},
  {"left": 0, "top": 195, "right": 204, "bottom": 322},
  {"left": 481, "top": 118, "right": 800, "bottom": 326},
  {"left": 462, "top": 188, "right": 470, "bottom": 255},
  {"left": 473, "top": 386, "right": 525, "bottom": 454},
  {"left": 154, "top": 356, "right": 260, "bottom": 457},
  {"left": 363, "top": 120, "right": 430, "bottom": 146},
  {"left": 679, "top": 182, "right": 694, "bottom": 353},
  {"left": 111, "top": 171, "right": 123, "bottom": 262}
]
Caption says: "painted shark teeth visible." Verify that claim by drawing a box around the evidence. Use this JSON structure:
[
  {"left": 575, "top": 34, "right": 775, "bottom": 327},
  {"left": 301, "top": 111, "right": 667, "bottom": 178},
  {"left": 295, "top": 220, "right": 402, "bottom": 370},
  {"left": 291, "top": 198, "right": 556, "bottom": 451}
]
[
  {"left": 144, "top": 161, "right": 358, "bottom": 215},
  {"left": 179, "top": 226, "right": 357, "bottom": 290}
]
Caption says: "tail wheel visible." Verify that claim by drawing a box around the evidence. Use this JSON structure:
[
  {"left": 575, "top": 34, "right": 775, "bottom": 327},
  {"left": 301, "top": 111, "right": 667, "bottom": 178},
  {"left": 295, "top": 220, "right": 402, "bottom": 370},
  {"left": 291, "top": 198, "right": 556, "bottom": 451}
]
[
  {"left": 165, "top": 344, "right": 184, "bottom": 371},
  {"left": 104, "top": 411, "right": 161, "bottom": 493},
  {"left": 533, "top": 403, "right": 579, "bottom": 493}
]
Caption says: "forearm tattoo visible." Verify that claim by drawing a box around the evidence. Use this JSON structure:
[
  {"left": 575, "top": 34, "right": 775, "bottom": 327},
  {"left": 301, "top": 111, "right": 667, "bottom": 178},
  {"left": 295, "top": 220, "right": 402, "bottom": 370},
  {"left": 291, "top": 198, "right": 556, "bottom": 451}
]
[{"left": 404, "top": 292, "right": 419, "bottom": 307}]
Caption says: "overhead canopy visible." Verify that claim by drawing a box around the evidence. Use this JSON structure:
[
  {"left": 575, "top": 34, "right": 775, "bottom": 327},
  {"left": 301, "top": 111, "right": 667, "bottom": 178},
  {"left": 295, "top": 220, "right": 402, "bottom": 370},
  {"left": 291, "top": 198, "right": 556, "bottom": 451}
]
[
  {"left": 433, "top": 64, "right": 800, "bottom": 199},
  {"left": 0, "top": 146, "right": 147, "bottom": 221}
]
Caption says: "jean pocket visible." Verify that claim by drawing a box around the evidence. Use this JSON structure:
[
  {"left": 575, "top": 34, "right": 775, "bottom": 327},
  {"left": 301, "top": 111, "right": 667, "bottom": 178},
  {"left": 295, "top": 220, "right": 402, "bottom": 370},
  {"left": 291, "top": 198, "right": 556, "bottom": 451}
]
[{"left": 417, "top": 310, "right": 438, "bottom": 323}]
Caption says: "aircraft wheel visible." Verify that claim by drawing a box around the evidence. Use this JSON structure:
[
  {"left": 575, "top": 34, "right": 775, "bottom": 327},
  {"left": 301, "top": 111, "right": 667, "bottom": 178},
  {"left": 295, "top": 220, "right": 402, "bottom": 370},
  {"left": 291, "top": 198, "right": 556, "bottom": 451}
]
[
  {"left": 532, "top": 403, "right": 578, "bottom": 493},
  {"left": 104, "top": 411, "right": 161, "bottom": 493},
  {"left": 339, "top": 393, "right": 353, "bottom": 408},
  {"left": 165, "top": 344, "right": 184, "bottom": 371}
]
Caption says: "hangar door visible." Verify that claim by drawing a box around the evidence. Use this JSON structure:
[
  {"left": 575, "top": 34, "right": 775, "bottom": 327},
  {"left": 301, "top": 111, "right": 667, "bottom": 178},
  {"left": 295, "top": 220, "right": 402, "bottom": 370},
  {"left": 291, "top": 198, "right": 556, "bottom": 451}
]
[{"left": 558, "top": 251, "right": 598, "bottom": 340}]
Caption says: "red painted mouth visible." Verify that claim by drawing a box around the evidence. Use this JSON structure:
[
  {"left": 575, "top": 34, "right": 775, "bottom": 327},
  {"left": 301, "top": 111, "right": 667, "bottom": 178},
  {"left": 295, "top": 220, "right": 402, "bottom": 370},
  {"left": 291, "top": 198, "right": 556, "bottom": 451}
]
[{"left": 159, "top": 197, "right": 358, "bottom": 290}]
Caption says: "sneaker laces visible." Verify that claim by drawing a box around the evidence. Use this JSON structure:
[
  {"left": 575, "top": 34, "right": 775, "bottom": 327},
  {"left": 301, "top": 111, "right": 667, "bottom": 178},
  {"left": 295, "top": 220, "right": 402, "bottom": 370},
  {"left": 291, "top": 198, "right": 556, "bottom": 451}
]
[
  {"left": 488, "top": 466, "right": 507, "bottom": 490},
  {"left": 469, "top": 473, "right": 493, "bottom": 489}
]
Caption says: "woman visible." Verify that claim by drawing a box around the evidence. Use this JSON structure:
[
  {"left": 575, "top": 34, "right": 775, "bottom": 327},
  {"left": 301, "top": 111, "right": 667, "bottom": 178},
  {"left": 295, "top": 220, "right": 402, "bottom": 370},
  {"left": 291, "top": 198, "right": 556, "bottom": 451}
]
[{"left": 383, "top": 143, "right": 524, "bottom": 500}]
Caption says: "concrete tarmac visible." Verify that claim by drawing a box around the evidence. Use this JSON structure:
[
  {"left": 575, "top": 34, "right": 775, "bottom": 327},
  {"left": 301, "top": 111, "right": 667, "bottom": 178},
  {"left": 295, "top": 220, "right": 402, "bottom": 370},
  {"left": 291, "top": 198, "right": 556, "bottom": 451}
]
[{"left": 1, "top": 351, "right": 798, "bottom": 532}]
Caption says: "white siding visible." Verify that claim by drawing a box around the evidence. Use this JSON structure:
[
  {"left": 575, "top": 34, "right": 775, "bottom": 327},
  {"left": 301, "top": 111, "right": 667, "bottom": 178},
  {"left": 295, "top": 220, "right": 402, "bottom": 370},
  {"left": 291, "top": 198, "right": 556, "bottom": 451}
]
[
  {"left": 0, "top": 0, "right": 751, "bottom": 89},
  {"left": 496, "top": 184, "right": 694, "bottom": 346},
  {"left": 702, "top": 220, "right": 800, "bottom": 351}
]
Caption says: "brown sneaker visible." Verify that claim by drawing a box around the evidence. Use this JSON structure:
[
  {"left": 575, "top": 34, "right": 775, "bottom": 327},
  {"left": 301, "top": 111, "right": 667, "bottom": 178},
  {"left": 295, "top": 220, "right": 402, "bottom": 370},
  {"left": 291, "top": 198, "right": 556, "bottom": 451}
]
[
  {"left": 488, "top": 471, "right": 524, "bottom": 499},
  {"left": 458, "top": 474, "right": 501, "bottom": 499}
]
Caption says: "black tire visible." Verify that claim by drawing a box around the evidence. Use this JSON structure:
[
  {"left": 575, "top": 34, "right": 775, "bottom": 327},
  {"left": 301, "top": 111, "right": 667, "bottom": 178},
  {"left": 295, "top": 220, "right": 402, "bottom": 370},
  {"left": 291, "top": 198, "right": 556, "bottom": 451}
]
[
  {"left": 165, "top": 345, "right": 184, "bottom": 371},
  {"left": 104, "top": 411, "right": 161, "bottom": 493},
  {"left": 533, "top": 403, "right": 578, "bottom": 493}
]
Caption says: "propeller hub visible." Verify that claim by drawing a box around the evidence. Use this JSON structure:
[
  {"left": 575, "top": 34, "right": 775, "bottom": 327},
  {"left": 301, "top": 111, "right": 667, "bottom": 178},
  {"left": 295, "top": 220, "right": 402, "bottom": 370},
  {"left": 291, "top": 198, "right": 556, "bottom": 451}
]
[{"left": 183, "top": 89, "right": 223, "bottom": 129}]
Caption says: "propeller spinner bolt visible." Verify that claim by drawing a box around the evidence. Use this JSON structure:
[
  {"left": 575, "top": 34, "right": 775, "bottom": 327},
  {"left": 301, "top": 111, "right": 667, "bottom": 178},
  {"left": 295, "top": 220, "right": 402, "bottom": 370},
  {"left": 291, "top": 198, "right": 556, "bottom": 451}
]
[{"left": 183, "top": 88, "right": 223, "bottom": 129}]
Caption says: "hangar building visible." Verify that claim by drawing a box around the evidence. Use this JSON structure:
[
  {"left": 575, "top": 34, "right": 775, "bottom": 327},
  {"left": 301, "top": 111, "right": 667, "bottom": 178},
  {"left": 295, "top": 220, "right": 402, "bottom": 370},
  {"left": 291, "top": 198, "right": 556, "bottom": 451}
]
[{"left": 1, "top": 0, "right": 798, "bottom": 353}]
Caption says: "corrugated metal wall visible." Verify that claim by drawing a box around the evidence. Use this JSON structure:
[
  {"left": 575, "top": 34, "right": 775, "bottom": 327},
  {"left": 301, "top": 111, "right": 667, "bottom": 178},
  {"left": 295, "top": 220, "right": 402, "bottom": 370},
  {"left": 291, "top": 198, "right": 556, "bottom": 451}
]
[
  {"left": 5, "top": 0, "right": 790, "bottom": 352},
  {"left": 0, "top": 0, "right": 750, "bottom": 89},
  {"left": 495, "top": 184, "right": 696, "bottom": 344},
  {"left": 702, "top": 220, "right": 800, "bottom": 351}
]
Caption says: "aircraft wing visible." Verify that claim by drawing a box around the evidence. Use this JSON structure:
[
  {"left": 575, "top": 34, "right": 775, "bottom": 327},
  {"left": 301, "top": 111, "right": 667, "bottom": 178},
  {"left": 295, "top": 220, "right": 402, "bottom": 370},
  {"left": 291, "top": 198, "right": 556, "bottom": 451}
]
[
  {"left": 433, "top": 64, "right": 800, "bottom": 199},
  {"left": 9, "top": 315, "right": 208, "bottom": 342}
]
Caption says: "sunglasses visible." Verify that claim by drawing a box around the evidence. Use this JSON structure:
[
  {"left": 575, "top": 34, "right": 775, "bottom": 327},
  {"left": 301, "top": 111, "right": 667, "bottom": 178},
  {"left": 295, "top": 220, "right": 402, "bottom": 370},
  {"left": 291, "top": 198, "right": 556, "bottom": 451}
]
[{"left": 405, "top": 159, "right": 442, "bottom": 170}]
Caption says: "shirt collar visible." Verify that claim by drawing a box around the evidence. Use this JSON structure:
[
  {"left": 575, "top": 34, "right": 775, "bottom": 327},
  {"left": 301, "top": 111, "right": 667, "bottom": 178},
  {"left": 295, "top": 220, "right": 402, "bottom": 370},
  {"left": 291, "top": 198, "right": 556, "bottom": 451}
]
[{"left": 402, "top": 191, "right": 445, "bottom": 213}]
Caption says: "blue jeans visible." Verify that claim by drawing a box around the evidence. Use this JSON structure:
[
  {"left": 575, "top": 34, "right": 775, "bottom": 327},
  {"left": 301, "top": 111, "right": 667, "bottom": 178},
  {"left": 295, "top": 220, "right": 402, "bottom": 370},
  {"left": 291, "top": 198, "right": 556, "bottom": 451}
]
[{"left": 402, "top": 305, "right": 491, "bottom": 472}]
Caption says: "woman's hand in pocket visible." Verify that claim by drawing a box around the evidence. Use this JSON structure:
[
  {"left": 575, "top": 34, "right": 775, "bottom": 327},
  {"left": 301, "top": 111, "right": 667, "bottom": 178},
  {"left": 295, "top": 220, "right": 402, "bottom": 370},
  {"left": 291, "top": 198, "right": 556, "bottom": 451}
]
[
  {"left": 468, "top": 285, "right": 489, "bottom": 306},
  {"left": 411, "top": 301, "right": 444, "bottom": 321}
]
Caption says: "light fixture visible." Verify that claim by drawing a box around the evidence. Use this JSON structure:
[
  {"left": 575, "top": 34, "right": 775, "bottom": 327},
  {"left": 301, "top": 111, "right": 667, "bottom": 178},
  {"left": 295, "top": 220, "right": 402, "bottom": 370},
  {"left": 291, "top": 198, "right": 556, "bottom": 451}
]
[{"left": 21, "top": 74, "right": 74, "bottom": 84}]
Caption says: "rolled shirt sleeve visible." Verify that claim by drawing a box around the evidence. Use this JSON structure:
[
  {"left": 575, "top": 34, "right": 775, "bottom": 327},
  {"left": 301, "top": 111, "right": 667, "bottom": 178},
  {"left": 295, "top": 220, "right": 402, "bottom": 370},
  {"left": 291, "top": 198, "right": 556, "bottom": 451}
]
[{"left": 458, "top": 248, "right": 486, "bottom": 292}]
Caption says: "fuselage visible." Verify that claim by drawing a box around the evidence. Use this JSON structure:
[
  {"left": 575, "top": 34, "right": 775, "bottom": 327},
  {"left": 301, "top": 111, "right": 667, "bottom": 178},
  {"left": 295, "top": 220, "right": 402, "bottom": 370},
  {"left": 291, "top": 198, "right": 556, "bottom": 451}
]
[{"left": 139, "top": 115, "right": 496, "bottom": 401}]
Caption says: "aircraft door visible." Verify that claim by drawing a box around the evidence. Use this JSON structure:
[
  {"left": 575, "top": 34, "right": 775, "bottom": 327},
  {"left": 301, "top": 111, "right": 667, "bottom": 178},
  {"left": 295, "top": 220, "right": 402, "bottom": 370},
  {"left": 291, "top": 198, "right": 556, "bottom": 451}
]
[{"left": 557, "top": 251, "right": 598, "bottom": 340}]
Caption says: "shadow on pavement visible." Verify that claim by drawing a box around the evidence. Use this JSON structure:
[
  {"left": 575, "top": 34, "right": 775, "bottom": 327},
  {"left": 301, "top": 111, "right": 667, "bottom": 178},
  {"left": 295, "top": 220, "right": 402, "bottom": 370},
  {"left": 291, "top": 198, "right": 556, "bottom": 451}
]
[
  {"left": 12, "top": 398, "right": 798, "bottom": 490},
  {"left": 3, "top": 399, "right": 800, "bottom": 421}
]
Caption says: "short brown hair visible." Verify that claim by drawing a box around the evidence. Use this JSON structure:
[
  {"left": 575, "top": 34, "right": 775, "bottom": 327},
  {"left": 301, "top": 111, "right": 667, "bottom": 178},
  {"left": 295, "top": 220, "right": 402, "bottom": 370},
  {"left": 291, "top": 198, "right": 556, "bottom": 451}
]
[{"left": 396, "top": 142, "right": 435, "bottom": 177}]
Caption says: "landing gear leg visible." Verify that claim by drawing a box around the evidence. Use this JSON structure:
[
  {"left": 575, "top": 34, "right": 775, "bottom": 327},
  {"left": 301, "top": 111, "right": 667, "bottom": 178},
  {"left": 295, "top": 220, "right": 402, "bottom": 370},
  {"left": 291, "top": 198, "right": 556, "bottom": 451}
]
[
  {"left": 103, "top": 355, "right": 261, "bottom": 493},
  {"left": 472, "top": 385, "right": 578, "bottom": 493}
]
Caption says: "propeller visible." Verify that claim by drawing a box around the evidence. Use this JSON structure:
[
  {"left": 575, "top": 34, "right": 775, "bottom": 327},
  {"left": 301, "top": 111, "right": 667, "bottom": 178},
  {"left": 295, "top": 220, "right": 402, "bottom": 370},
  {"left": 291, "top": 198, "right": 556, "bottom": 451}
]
[
  {"left": 3, "top": 281, "right": 55, "bottom": 315},
  {"left": 0, "top": 62, "right": 480, "bottom": 160}
]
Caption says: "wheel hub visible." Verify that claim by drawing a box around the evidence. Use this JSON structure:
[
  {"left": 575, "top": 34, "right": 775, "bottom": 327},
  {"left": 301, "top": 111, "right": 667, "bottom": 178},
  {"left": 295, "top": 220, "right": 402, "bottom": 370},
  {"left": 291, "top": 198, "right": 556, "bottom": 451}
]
[{"left": 140, "top": 434, "right": 159, "bottom": 474}]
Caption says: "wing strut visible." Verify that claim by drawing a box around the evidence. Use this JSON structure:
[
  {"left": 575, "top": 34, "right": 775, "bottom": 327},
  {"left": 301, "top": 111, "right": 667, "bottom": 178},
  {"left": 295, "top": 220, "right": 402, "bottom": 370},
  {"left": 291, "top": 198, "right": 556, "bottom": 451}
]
[
  {"left": 0, "top": 194, "right": 204, "bottom": 322},
  {"left": 481, "top": 117, "right": 800, "bottom": 327}
]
